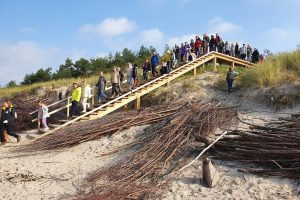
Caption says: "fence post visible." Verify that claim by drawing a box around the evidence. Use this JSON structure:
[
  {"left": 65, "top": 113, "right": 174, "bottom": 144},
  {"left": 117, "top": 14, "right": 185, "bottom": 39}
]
[
  {"left": 135, "top": 95, "right": 141, "bottom": 110},
  {"left": 213, "top": 57, "right": 217, "bottom": 71},
  {"left": 91, "top": 87, "right": 95, "bottom": 108},
  {"left": 67, "top": 97, "right": 70, "bottom": 117}
]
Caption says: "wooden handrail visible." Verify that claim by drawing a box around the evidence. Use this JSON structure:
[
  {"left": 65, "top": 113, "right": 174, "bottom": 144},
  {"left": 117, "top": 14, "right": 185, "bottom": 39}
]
[
  {"left": 29, "top": 80, "right": 117, "bottom": 115},
  {"left": 30, "top": 80, "right": 127, "bottom": 121}
]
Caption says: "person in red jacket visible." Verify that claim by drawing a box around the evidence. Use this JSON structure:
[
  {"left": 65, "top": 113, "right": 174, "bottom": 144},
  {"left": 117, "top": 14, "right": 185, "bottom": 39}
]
[{"left": 195, "top": 36, "right": 202, "bottom": 57}]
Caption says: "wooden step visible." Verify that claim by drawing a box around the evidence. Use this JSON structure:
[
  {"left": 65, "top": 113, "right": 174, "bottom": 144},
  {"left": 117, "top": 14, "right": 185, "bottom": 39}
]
[
  {"left": 49, "top": 124, "right": 60, "bottom": 128},
  {"left": 58, "top": 119, "right": 70, "bottom": 123},
  {"left": 89, "top": 112, "right": 99, "bottom": 116}
]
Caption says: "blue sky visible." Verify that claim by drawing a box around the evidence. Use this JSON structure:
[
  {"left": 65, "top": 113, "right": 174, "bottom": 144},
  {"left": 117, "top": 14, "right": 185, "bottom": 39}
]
[{"left": 0, "top": 0, "right": 300, "bottom": 86}]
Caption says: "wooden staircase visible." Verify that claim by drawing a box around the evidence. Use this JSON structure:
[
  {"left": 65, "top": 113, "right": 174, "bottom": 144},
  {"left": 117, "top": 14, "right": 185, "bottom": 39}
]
[{"left": 31, "top": 52, "right": 254, "bottom": 141}]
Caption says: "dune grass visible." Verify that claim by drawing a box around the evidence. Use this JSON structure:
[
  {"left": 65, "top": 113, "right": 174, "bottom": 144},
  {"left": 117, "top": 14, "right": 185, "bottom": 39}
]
[
  {"left": 0, "top": 75, "right": 101, "bottom": 99},
  {"left": 240, "top": 49, "right": 300, "bottom": 87}
]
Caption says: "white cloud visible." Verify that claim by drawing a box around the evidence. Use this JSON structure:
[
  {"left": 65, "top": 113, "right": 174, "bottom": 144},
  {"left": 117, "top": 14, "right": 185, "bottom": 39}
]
[
  {"left": 208, "top": 17, "right": 242, "bottom": 34},
  {"left": 140, "top": 28, "right": 164, "bottom": 45},
  {"left": 79, "top": 17, "right": 137, "bottom": 38},
  {"left": 167, "top": 34, "right": 196, "bottom": 47},
  {"left": 267, "top": 28, "right": 294, "bottom": 40},
  {"left": 0, "top": 40, "right": 62, "bottom": 86}
]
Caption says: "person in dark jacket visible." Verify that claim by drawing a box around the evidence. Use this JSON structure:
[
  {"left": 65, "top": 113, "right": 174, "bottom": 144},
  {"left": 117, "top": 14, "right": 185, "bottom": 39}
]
[
  {"left": 209, "top": 35, "right": 216, "bottom": 52},
  {"left": 150, "top": 52, "right": 159, "bottom": 77},
  {"left": 215, "top": 33, "right": 220, "bottom": 47},
  {"left": 235, "top": 42, "right": 240, "bottom": 58},
  {"left": 96, "top": 72, "right": 108, "bottom": 102},
  {"left": 175, "top": 45, "right": 180, "bottom": 61},
  {"left": 132, "top": 64, "right": 139, "bottom": 89},
  {"left": 142, "top": 59, "right": 151, "bottom": 81},
  {"left": 252, "top": 48, "right": 260, "bottom": 63},
  {"left": 0, "top": 101, "right": 20, "bottom": 144}
]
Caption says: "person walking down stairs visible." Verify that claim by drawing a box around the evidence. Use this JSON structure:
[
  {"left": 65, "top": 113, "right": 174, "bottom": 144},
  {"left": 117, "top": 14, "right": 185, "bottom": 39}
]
[
  {"left": 82, "top": 80, "right": 91, "bottom": 113},
  {"left": 0, "top": 101, "right": 20, "bottom": 144},
  {"left": 111, "top": 67, "right": 120, "bottom": 98},
  {"left": 132, "top": 64, "right": 139, "bottom": 89},
  {"left": 37, "top": 100, "right": 50, "bottom": 133},
  {"left": 142, "top": 59, "right": 151, "bottom": 81},
  {"left": 70, "top": 83, "right": 81, "bottom": 118},
  {"left": 126, "top": 63, "right": 133, "bottom": 91},
  {"left": 96, "top": 72, "right": 108, "bottom": 103},
  {"left": 151, "top": 52, "right": 159, "bottom": 77}
]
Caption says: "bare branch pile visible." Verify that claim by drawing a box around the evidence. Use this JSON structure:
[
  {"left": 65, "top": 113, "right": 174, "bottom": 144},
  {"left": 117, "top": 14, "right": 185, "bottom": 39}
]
[
  {"left": 21, "top": 104, "right": 185, "bottom": 151},
  {"left": 80, "top": 103, "right": 237, "bottom": 199},
  {"left": 213, "top": 113, "right": 300, "bottom": 179}
]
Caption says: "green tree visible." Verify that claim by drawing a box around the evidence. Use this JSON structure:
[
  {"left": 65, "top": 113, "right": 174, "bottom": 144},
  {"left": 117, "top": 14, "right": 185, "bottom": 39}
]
[
  {"left": 21, "top": 68, "right": 52, "bottom": 85},
  {"left": 122, "top": 48, "right": 136, "bottom": 63},
  {"left": 90, "top": 57, "right": 109, "bottom": 73},
  {"left": 138, "top": 45, "right": 152, "bottom": 60},
  {"left": 73, "top": 58, "right": 92, "bottom": 77},
  {"left": 53, "top": 58, "right": 74, "bottom": 79},
  {"left": 112, "top": 51, "right": 126, "bottom": 67},
  {"left": 6, "top": 80, "right": 17, "bottom": 88}
]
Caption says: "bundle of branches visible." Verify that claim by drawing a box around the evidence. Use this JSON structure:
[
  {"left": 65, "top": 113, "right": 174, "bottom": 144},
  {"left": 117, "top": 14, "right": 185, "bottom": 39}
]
[
  {"left": 213, "top": 113, "right": 300, "bottom": 179},
  {"left": 80, "top": 103, "right": 237, "bottom": 200},
  {"left": 20, "top": 104, "right": 184, "bottom": 151}
]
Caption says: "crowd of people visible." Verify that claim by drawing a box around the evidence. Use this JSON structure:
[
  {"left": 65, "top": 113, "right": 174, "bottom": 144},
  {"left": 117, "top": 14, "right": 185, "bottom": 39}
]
[{"left": 1, "top": 33, "right": 261, "bottom": 143}]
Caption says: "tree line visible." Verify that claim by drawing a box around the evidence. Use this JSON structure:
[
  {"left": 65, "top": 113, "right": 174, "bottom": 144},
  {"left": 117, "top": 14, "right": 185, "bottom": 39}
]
[{"left": 6, "top": 45, "right": 157, "bottom": 87}]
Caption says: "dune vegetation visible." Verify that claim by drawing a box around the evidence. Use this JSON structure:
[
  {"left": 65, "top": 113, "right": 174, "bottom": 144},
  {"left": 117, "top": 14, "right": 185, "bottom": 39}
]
[
  {"left": 240, "top": 49, "right": 300, "bottom": 87},
  {"left": 0, "top": 75, "right": 101, "bottom": 99}
]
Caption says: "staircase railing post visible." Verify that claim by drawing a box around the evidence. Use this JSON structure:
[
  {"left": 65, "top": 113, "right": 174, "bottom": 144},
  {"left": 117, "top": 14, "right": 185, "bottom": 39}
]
[
  {"left": 67, "top": 97, "right": 70, "bottom": 118},
  {"left": 135, "top": 95, "right": 141, "bottom": 110},
  {"left": 91, "top": 87, "right": 94, "bottom": 108},
  {"left": 213, "top": 57, "right": 217, "bottom": 71}
]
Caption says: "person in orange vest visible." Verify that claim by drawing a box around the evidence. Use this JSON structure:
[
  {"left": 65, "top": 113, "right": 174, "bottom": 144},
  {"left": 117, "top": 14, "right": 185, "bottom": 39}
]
[{"left": 0, "top": 101, "right": 20, "bottom": 144}]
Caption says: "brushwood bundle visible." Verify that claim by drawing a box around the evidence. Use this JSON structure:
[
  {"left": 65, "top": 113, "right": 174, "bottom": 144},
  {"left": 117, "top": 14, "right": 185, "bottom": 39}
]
[
  {"left": 79, "top": 103, "right": 237, "bottom": 199},
  {"left": 213, "top": 112, "right": 300, "bottom": 179}
]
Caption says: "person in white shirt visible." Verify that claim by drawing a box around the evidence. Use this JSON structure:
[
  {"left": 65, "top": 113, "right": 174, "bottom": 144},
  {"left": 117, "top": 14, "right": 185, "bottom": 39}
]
[{"left": 82, "top": 80, "right": 91, "bottom": 113}]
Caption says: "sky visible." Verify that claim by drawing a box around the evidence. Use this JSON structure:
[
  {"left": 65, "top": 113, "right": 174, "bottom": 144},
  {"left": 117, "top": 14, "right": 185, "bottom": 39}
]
[{"left": 0, "top": 0, "right": 300, "bottom": 86}]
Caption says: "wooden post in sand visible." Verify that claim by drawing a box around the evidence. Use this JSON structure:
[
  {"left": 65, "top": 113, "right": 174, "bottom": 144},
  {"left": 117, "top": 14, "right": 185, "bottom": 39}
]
[
  {"left": 213, "top": 57, "right": 217, "bottom": 71},
  {"left": 194, "top": 67, "right": 197, "bottom": 76},
  {"left": 135, "top": 95, "right": 141, "bottom": 110},
  {"left": 232, "top": 61, "right": 235, "bottom": 69}
]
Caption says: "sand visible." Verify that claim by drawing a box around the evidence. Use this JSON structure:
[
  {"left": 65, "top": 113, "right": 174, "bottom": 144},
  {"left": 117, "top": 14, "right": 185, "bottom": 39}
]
[{"left": 0, "top": 72, "right": 299, "bottom": 200}]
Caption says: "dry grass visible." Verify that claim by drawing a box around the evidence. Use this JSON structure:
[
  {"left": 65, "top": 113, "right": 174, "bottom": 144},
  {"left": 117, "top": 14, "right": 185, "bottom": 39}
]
[{"left": 241, "top": 49, "right": 300, "bottom": 87}]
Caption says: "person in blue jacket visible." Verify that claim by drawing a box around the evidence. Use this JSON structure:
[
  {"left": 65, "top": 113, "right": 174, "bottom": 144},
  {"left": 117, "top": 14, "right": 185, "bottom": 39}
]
[{"left": 151, "top": 52, "right": 159, "bottom": 77}]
